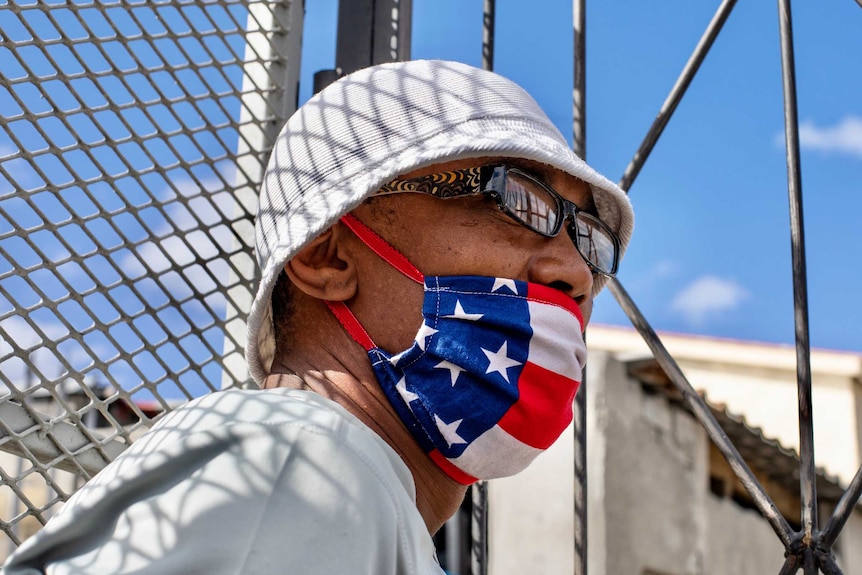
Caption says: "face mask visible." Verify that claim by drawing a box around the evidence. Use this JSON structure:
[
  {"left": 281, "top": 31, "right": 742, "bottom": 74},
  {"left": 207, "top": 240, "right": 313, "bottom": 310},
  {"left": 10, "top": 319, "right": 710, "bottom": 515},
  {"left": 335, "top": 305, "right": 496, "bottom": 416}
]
[{"left": 327, "top": 214, "right": 587, "bottom": 484}]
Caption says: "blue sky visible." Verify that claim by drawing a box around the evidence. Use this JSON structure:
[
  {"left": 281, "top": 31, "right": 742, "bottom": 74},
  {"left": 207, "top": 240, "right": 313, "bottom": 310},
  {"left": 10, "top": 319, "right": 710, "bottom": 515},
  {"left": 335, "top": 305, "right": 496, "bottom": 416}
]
[
  {"left": 299, "top": 0, "right": 862, "bottom": 352},
  {"left": 1, "top": 1, "right": 860, "bottom": 401}
]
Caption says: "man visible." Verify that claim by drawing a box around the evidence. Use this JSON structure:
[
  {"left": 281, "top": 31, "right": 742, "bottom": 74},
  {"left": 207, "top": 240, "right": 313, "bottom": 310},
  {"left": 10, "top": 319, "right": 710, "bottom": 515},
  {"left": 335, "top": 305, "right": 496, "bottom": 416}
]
[{"left": 3, "top": 60, "right": 633, "bottom": 574}]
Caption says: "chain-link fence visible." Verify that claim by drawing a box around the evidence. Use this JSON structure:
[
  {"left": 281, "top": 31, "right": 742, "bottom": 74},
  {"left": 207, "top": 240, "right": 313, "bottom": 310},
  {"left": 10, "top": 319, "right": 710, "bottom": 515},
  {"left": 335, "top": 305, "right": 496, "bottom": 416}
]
[{"left": 0, "top": 0, "right": 301, "bottom": 553}]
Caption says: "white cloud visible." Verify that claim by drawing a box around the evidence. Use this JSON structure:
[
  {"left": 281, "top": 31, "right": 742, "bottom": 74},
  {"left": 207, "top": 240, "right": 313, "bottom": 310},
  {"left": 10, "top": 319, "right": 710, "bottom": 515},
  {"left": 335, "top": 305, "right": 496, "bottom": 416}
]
[
  {"left": 628, "top": 259, "right": 680, "bottom": 292},
  {"left": 776, "top": 116, "right": 862, "bottom": 158},
  {"left": 649, "top": 259, "right": 679, "bottom": 281},
  {"left": 670, "top": 275, "right": 750, "bottom": 326}
]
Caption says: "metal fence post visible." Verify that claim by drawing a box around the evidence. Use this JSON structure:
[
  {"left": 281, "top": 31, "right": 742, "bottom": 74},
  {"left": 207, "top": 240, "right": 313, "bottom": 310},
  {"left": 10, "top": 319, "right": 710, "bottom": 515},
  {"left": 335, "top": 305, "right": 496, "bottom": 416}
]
[
  {"left": 572, "top": 1, "right": 587, "bottom": 574},
  {"left": 334, "top": 0, "right": 412, "bottom": 76},
  {"left": 468, "top": 5, "right": 495, "bottom": 574}
]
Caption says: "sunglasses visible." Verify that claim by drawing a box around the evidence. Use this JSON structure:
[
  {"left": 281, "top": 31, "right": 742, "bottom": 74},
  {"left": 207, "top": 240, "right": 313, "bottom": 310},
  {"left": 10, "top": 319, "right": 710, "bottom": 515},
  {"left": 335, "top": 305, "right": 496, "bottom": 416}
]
[{"left": 377, "top": 165, "right": 620, "bottom": 276}]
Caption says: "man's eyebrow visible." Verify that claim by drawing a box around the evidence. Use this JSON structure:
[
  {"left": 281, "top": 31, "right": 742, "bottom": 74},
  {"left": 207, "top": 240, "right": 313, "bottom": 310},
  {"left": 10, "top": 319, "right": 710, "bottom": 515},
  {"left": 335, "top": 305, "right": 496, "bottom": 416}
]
[
  {"left": 502, "top": 160, "right": 560, "bottom": 188},
  {"left": 501, "top": 158, "right": 538, "bottom": 173},
  {"left": 581, "top": 190, "right": 599, "bottom": 216}
]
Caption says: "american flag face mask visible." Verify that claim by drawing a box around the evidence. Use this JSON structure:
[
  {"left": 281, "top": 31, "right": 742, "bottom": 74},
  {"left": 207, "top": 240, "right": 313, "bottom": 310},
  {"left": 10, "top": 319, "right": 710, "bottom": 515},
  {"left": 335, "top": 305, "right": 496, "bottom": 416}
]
[{"left": 327, "top": 214, "right": 587, "bottom": 484}]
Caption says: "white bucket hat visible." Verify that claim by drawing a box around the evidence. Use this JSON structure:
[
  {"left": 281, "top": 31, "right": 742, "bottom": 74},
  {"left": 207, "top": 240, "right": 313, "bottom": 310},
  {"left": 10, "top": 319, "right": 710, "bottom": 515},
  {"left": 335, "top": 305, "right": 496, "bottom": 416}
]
[{"left": 247, "top": 59, "right": 634, "bottom": 385}]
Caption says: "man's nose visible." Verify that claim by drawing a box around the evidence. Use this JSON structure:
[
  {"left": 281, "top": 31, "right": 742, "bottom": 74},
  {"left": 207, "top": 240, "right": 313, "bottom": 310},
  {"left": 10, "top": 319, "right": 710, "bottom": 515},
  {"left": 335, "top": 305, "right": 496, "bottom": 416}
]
[{"left": 527, "top": 231, "right": 594, "bottom": 307}]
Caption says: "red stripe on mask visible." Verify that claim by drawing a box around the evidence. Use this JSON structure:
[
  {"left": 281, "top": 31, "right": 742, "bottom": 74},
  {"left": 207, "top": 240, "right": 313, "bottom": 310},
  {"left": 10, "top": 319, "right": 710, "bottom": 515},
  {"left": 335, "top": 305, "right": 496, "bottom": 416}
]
[
  {"left": 497, "top": 361, "right": 580, "bottom": 449},
  {"left": 526, "top": 282, "right": 584, "bottom": 328},
  {"left": 429, "top": 449, "right": 478, "bottom": 485}
]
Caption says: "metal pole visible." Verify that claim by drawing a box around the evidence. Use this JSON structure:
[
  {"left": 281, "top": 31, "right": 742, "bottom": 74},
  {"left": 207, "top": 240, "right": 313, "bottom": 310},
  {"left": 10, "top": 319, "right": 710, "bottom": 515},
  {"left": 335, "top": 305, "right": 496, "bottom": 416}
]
[
  {"left": 802, "top": 549, "right": 817, "bottom": 575},
  {"left": 471, "top": 481, "right": 489, "bottom": 575},
  {"left": 776, "top": 1, "right": 817, "bottom": 563},
  {"left": 778, "top": 553, "right": 801, "bottom": 575},
  {"left": 607, "top": 278, "right": 796, "bottom": 548},
  {"left": 7, "top": 439, "right": 24, "bottom": 556},
  {"left": 572, "top": 2, "right": 587, "bottom": 575},
  {"left": 334, "top": 0, "right": 412, "bottom": 76},
  {"left": 482, "top": 0, "right": 495, "bottom": 71},
  {"left": 618, "top": 0, "right": 738, "bottom": 192},
  {"left": 573, "top": 0, "right": 586, "bottom": 161},
  {"left": 335, "top": 0, "right": 374, "bottom": 75},
  {"left": 313, "top": 69, "right": 341, "bottom": 94},
  {"left": 373, "top": 0, "right": 411, "bottom": 63},
  {"left": 446, "top": 507, "right": 463, "bottom": 575},
  {"left": 469, "top": 7, "right": 495, "bottom": 574},
  {"left": 573, "top": 377, "right": 588, "bottom": 575}
]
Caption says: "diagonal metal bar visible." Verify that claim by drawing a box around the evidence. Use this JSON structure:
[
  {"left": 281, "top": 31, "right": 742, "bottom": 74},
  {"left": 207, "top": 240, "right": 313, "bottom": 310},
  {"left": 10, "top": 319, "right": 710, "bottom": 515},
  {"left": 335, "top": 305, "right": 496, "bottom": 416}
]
[
  {"left": 776, "top": 0, "right": 818, "bottom": 551},
  {"left": 607, "top": 278, "right": 796, "bottom": 548},
  {"left": 856, "top": 0, "right": 862, "bottom": 9},
  {"left": 820, "top": 462, "right": 862, "bottom": 546},
  {"left": 618, "top": 0, "right": 738, "bottom": 192},
  {"left": 818, "top": 551, "right": 844, "bottom": 575},
  {"left": 817, "top": 551, "right": 844, "bottom": 575}
]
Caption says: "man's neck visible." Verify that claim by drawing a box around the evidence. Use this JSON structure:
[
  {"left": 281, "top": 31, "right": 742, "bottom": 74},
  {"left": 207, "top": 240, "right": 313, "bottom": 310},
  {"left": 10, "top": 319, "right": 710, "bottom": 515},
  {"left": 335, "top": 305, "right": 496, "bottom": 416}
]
[{"left": 266, "top": 329, "right": 467, "bottom": 535}]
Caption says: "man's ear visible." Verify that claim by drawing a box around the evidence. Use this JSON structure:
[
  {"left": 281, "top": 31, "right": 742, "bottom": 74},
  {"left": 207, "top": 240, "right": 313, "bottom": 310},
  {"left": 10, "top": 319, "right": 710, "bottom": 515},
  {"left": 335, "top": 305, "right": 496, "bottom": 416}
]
[{"left": 284, "top": 225, "right": 357, "bottom": 302}]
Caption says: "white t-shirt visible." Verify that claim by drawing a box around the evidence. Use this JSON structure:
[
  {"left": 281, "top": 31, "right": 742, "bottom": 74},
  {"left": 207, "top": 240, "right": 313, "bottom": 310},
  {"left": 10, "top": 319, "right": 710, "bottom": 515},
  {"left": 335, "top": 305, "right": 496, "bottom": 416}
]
[{"left": 3, "top": 389, "right": 444, "bottom": 575}]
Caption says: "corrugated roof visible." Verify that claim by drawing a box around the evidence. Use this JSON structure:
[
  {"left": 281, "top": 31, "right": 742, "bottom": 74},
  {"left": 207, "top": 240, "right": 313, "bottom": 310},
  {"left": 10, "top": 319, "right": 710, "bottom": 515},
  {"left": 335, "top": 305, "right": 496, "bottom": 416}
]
[{"left": 625, "top": 357, "right": 848, "bottom": 504}]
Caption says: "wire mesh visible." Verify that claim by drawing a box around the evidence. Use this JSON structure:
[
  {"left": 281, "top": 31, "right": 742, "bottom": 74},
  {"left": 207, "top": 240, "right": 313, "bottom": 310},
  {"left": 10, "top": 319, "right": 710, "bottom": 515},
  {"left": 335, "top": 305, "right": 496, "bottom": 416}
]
[{"left": 0, "top": 0, "right": 297, "bottom": 553}]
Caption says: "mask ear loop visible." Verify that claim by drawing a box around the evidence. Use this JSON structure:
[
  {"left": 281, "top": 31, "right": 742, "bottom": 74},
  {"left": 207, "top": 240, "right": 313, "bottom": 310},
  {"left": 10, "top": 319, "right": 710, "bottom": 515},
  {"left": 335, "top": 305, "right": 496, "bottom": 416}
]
[
  {"left": 325, "top": 300, "right": 376, "bottom": 350},
  {"left": 339, "top": 214, "right": 425, "bottom": 284},
  {"left": 325, "top": 214, "right": 426, "bottom": 350}
]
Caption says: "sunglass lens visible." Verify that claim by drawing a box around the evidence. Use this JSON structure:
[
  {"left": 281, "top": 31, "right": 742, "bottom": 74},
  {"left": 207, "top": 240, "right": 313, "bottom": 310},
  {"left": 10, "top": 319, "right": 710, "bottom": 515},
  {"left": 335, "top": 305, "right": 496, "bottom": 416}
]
[
  {"left": 571, "top": 215, "right": 617, "bottom": 274},
  {"left": 502, "top": 172, "right": 559, "bottom": 234},
  {"left": 495, "top": 168, "right": 619, "bottom": 276}
]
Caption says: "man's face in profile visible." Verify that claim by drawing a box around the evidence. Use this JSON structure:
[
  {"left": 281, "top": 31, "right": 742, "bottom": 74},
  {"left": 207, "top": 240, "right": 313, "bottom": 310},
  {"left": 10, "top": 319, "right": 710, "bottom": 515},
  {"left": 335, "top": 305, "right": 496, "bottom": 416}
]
[{"left": 347, "top": 157, "right": 597, "bottom": 356}]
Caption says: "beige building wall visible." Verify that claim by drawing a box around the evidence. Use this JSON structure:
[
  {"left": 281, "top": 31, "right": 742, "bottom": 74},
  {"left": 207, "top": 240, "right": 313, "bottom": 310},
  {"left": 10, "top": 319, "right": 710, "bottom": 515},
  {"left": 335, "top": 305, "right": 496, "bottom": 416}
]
[
  {"left": 837, "top": 505, "right": 862, "bottom": 574},
  {"left": 703, "top": 495, "right": 785, "bottom": 574},
  {"left": 588, "top": 350, "right": 709, "bottom": 575},
  {"left": 488, "top": 420, "right": 575, "bottom": 574},
  {"left": 587, "top": 324, "right": 862, "bottom": 486},
  {"left": 488, "top": 341, "right": 862, "bottom": 575}
]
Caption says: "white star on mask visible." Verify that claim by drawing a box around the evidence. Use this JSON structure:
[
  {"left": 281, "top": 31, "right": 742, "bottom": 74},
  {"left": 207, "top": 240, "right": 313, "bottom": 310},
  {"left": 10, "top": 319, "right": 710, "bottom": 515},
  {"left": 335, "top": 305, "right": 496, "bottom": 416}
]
[
  {"left": 434, "top": 360, "right": 465, "bottom": 386},
  {"left": 491, "top": 277, "right": 518, "bottom": 294},
  {"left": 443, "top": 300, "right": 483, "bottom": 321},
  {"left": 414, "top": 322, "right": 439, "bottom": 351},
  {"left": 396, "top": 376, "right": 419, "bottom": 406},
  {"left": 482, "top": 341, "right": 522, "bottom": 383},
  {"left": 434, "top": 415, "right": 467, "bottom": 447}
]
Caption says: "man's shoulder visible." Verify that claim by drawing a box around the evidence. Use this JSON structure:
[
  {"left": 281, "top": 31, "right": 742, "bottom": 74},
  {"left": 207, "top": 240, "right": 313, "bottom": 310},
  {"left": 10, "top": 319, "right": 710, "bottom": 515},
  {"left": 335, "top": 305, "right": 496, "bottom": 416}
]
[
  {"left": 161, "top": 387, "right": 358, "bottom": 431},
  {"left": 142, "top": 387, "right": 417, "bottom": 498},
  {"left": 148, "top": 388, "right": 375, "bottom": 451},
  {"left": 2, "top": 388, "right": 441, "bottom": 574}
]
